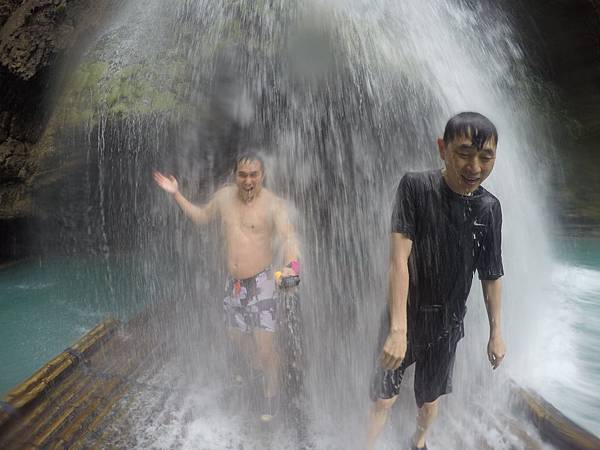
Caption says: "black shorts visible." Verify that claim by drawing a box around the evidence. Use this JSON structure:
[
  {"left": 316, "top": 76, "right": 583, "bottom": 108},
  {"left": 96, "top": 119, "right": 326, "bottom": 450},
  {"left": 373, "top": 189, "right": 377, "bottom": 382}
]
[{"left": 370, "top": 329, "right": 462, "bottom": 408}]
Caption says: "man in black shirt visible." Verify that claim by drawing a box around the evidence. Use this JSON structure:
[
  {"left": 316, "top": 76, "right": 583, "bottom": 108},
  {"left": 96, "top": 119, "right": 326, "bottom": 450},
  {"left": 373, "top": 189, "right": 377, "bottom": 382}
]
[{"left": 366, "top": 112, "right": 506, "bottom": 450}]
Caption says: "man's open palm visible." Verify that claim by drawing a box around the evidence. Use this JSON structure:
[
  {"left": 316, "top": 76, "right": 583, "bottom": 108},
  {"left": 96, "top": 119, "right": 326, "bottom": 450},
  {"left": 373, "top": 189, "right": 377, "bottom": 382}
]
[{"left": 154, "top": 171, "right": 178, "bottom": 194}]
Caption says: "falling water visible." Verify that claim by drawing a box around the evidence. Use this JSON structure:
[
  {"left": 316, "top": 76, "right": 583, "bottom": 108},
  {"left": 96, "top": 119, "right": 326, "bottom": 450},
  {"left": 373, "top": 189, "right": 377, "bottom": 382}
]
[{"left": 35, "top": 0, "right": 569, "bottom": 448}]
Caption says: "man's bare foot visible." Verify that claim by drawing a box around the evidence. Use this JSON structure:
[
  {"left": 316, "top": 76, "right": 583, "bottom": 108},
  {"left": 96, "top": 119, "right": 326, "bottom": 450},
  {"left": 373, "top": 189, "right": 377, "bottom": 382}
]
[{"left": 260, "top": 394, "right": 279, "bottom": 423}]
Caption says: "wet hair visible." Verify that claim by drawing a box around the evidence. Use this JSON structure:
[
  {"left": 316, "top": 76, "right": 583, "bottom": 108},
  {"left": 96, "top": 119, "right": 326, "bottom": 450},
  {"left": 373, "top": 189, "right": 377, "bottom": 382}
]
[
  {"left": 443, "top": 112, "right": 498, "bottom": 150},
  {"left": 233, "top": 152, "right": 265, "bottom": 173}
]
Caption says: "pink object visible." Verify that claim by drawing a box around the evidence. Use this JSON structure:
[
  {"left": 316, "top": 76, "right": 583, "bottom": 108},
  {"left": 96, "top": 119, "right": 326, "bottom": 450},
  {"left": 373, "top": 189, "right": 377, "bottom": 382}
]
[{"left": 289, "top": 260, "right": 300, "bottom": 275}]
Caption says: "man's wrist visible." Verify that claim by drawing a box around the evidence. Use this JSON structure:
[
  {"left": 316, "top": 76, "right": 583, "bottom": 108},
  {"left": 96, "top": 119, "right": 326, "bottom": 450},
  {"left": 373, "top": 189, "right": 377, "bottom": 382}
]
[
  {"left": 286, "top": 259, "right": 300, "bottom": 275},
  {"left": 390, "top": 327, "right": 406, "bottom": 335},
  {"left": 489, "top": 328, "right": 502, "bottom": 339}
]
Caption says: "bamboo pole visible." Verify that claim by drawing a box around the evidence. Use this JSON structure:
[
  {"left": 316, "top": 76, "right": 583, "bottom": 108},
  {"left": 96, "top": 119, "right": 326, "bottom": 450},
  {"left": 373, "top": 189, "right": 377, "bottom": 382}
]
[
  {"left": 513, "top": 384, "right": 600, "bottom": 450},
  {"left": 0, "top": 326, "right": 126, "bottom": 448},
  {"left": 0, "top": 319, "right": 119, "bottom": 446}
]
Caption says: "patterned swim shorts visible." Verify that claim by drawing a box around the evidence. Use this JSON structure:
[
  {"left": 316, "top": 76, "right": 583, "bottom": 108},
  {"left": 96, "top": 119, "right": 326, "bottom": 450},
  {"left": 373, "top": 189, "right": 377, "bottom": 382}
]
[{"left": 223, "top": 267, "right": 278, "bottom": 333}]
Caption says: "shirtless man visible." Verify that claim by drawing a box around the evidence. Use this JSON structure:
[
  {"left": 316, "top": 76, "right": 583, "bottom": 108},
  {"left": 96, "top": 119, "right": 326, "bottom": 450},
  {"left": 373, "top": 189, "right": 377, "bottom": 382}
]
[{"left": 153, "top": 153, "right": 300, "bottom": 422}]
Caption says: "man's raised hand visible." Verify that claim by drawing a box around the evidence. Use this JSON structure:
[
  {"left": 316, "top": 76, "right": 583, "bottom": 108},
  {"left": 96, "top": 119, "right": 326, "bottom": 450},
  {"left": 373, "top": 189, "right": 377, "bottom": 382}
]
[{"left": 153, "top": 171, "right": 179, "bottom": 194}]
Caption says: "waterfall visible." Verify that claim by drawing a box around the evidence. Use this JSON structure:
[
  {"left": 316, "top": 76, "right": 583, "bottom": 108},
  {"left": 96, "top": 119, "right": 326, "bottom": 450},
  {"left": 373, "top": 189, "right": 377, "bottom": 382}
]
[{"left": 40, "top": 0, "right": 562, "bottom": 447}]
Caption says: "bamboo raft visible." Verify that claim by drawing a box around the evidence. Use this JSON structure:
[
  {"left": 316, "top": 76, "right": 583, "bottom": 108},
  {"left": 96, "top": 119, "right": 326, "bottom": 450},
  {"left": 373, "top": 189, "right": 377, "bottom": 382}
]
[
  {"left": 1, "top": 311, "right": 599, "bottom": 449},
  {"left": 0, "top": 305, "right": 174, "bottom": 450}
]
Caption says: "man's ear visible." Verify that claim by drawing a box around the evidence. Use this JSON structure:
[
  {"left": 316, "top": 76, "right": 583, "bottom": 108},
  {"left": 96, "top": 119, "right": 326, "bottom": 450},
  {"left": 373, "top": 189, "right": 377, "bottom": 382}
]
[{"left": 437, "top": 138, "right": 446, "bottom": 161}]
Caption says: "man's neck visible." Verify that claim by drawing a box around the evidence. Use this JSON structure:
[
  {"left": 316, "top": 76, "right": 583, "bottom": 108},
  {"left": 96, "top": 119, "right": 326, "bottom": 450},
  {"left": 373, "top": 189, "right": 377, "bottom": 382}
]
[
  {"left": 238, "top": 187, "right": 262, "bottom": 204},
  {"left": 441, "top": 169, "right": 473, "bottom": 197}
]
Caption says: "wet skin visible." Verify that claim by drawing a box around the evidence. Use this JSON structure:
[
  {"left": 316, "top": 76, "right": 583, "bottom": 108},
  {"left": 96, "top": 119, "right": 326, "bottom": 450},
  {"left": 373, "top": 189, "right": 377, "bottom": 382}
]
[
  {"left": 437, "top": 134, "right": 497, "bottom": 195},
  {"left": 153, "top": 160, "right": 299, "bottom": 279},
  {"left": 153, "top": 159, "right": 300, "bottom": 417}
]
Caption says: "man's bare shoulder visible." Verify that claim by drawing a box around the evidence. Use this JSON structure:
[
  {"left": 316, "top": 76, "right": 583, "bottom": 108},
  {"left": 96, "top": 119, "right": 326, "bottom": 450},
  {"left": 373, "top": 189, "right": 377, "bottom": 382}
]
[
  {"left": 261, "top": 188, "right": 280, "bottom": 201},
  {"left": 214, "top": 184, "right": 236, "bottom": 203},
  {"left": 261, "top": 189, "right": 287, "bottom": 208}
]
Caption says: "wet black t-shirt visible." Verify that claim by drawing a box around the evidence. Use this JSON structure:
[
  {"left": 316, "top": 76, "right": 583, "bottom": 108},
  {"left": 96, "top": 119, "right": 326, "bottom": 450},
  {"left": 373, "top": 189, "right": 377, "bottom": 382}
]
[{"left": 391, "top": 170, "right": 503, "bottom": 347}]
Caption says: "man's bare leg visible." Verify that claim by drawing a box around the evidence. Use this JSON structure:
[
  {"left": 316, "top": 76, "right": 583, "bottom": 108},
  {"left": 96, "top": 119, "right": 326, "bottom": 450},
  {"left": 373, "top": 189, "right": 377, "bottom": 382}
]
[
  {"left": 253, "top": 329, "right": 280, "bottom": 398},
  {"left": 227, "top": 328, "right": 258, "bottom": 375},
  {"left": 366, "top": 396, "right": 398, "bottom": 450},
  {"left": 411, "top": 399, "right": 439, "bottom": 448}
]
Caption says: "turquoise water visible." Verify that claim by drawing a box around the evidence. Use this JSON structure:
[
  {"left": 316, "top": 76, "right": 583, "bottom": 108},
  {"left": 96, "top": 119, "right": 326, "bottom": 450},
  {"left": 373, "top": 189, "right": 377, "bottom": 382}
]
[
  {"left": 0, "top": 256, "right": 146, "bottom": 395},
  {"left": 540, "top": 237, "right": 600, "bottom": 436},
  {"left": 1, "top": 240, "right": 599, "bottom": 437},
  {"left": 556, "top": 237, "right": 600, "bottom": 269}
]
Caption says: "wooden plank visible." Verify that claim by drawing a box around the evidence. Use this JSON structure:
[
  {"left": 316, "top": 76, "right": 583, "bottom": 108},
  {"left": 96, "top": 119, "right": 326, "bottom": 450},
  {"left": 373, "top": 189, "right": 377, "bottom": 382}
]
[
  {"left": 0, "top": 370, "right": 91, "bottom": 448},
  {"left": 1, "top": 319, "right": 119, "bottom": 413},
  {"left": 77, "top": 340, "right": 172, "bottom": 448},
  {"left": 0, "top": 319, "right": 120, "bottom": 449},
  {"left": 38, "top": 377, "right": 123, "bottom": 449},
  {"left": 513, "top": 384, "right": 600, "bottom": 450},
  {"left": 25, "top": 343, "right": 139, "bottom": 449},
  {"left": 0, "top": 331, "right": 126, "bottom": 448}
]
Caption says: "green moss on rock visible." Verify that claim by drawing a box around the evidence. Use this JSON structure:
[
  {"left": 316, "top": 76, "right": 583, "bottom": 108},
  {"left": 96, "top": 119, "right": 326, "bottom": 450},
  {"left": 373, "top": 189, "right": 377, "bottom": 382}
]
[{"left": 56, "top": 55, "right": 191, "bottom": 124}]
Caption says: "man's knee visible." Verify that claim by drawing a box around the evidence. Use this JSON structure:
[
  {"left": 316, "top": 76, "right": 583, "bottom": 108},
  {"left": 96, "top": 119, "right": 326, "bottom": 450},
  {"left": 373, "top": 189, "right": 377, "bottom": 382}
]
[
  {"left": 257, "top": 346, "right": 277, "bottom": 364},
  {"left": 372, "top": 396, "right": 398, "bottom": 413},
  {"left": 418, "top": 399, "right": 439, "bottom": 419},
  {"left": 255, "top": 336, "right": 279, "bottom": 365}
]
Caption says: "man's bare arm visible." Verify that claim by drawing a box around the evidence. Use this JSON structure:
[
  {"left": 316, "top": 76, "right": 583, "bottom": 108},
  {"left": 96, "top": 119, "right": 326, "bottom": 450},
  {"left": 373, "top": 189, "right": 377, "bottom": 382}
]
[
  {"left": 379, "top": 232, "right": 412, "bottom": 370},
  {"left": 273, "top": 198, "right": 301, "bottom": 266},
  {"left": 173, "top": 191, "right": 218, "bottom": 225},
  {"left": 153, "top": 171, "right": 218, "bottom": 225},
  {"left": 482, "top": 278, "right": 506, "bottom": 369}
]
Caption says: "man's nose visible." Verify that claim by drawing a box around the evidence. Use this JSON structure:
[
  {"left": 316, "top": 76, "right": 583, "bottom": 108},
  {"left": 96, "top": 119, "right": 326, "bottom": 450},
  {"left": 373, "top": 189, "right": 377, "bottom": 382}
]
[{"left": 466, "top": 158, "right": 481, "bottom": 174}]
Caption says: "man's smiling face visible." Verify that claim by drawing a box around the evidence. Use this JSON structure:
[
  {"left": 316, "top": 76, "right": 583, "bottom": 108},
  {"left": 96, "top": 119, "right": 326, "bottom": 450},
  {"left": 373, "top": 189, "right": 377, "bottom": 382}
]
[
  {"left": 437, "top": 134, "right": 497, "bottom": 195},
  {"left": 235, "top": 159, "right": 264, "bottom": 202}
]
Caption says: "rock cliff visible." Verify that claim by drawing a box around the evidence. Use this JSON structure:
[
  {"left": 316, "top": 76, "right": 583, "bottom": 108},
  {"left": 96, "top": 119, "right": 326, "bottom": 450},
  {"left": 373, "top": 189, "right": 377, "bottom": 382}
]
[
  {"left": 0, "top": 0, "right": 118, "bottom": 258},
  {"left": 1, "top": 0, "right": 599, "bottom": 260},
  {"left": 509, "top": 0, "right": 600, "bottom": 235}
]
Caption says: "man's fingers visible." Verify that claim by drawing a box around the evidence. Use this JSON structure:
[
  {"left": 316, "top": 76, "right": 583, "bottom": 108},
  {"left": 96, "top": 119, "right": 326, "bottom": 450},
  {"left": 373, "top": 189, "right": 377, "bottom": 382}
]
[
  {"left": 489, "top": 352, "right": 505, "bottom": 369},
  {"left": 378, "top": 351, "right": 390, "bottom": 369},
  {"left": 391, "top": 357, "right": 403, "bottom": 370},
  {"left": 378, "top": 351, "right": 390, "bottom": 368},
  {"left": 379, "top": 351, "right": 402, "bottom": 370}
]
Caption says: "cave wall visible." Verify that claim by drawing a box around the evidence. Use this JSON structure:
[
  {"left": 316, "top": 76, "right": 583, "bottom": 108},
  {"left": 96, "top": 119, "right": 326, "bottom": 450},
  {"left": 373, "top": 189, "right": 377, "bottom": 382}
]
[
  {"left": 0, "top": 0, "right": 120, "bottom": 259},
  {"left": 1, "top": 0, "right": 599, "bottom": 260},
  {"left": 507, "top": 0, "right": 600, "bottom": 233}
]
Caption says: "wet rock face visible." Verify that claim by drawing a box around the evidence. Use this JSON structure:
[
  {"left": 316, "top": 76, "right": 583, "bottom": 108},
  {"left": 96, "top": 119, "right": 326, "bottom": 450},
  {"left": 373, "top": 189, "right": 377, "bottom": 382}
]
[
  {"left": 0, "top": 0, "right": 21, "bottom": 29},
  {"left": 0, "top": 0, "right": 114, "bottom": 80},
  {"left": 0, "top": 0, "right": 117, "bottom": 258},
  {"left": 0, "top": 0, "right": 599, "bottom": 258},
  {"left": 508, "top": 0, "right": 600, "bottom": 233}
]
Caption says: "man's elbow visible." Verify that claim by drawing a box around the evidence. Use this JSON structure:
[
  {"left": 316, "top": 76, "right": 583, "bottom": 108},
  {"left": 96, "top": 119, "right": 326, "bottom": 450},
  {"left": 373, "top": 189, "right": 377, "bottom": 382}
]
[
  {"left": 389, "top": 258, "right": 409, "bottom": 279},
  {"left": 482, "top": 279, "right": 502, "bottom": 300},
  {"left": 192, "top": 212, "right": 208, "bottom": 225}
]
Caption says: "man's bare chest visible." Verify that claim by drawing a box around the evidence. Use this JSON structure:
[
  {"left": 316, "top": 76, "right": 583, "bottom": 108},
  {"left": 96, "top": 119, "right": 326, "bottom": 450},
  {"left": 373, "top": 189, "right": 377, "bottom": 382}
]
[{"left": 222, "top": 204, "right": 273, "bottom": 235}]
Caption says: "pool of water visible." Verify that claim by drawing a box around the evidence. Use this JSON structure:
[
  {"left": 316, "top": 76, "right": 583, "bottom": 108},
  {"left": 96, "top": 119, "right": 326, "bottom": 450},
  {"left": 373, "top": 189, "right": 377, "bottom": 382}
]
[
  {"left": 535, "top": 237, "right": 600, "bottom": 436},
  {"left": 1, "top": 239, "right": 599, "bottom": 437},
  {"left": 0, "top": 256, "right": 147, "bottom": 395}
]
